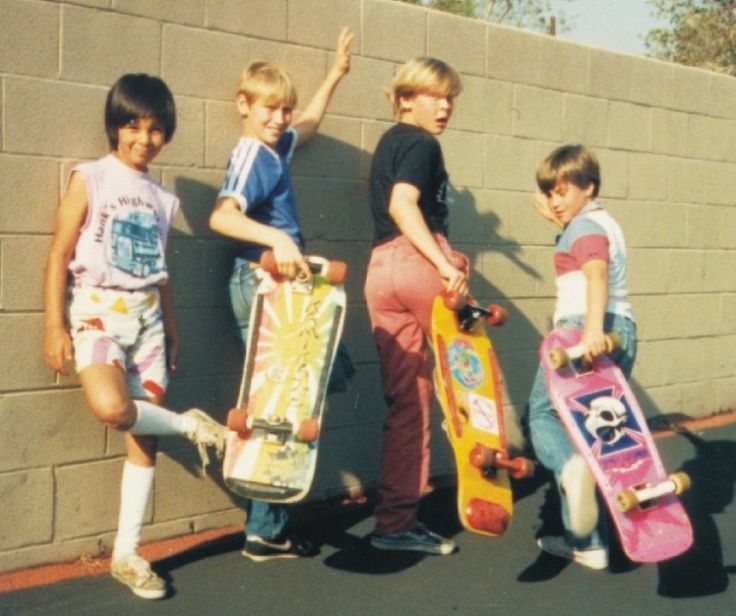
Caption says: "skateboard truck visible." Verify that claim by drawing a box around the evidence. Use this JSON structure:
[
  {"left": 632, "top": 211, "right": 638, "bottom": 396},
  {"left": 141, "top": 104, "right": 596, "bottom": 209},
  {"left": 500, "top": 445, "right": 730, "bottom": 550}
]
[
  {"left": 548, "top": 331, "right": 622, "bottom": 370},
  {"left": 441, "top": 291, "right": 508, "bottom": 332},
  {"left": 616, "top": 472, "right": 691, "bottom": 512},
  {"left": 226, "top": 409, "right": 319, "bottom": 443},
  {"left": 469, "top": 444, "right": 535, "bottom": 480}
]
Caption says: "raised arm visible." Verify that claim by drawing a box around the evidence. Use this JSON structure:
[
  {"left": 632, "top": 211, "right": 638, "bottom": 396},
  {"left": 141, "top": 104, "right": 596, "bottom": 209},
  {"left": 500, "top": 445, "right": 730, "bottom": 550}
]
[{"left": 292, "top": 27, "right": 354, "bottom": 146}]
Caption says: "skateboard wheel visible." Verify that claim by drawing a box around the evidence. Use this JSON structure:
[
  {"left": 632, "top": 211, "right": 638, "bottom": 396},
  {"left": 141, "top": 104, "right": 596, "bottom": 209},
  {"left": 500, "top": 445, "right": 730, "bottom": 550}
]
[
  {"left": 669, "top": 472, "right": 691, "bottom": 495},
  {"left": 549, "top": 348, "right": 570, "bottom": 369},
  {"left": 226, "top": 409, "right": 250, "bottom": 434},
  {"left": 469, "top": 444, "right": 496, "bottom": 469},
  {"left": 297, "top": 418, "right": 319, "bottom": 442},
  {"left": 616, "top": 488, "right": 638, "bottom": 513},
  {"left": 466, "top": 498, "right": 509, "bottom": 535},
  {"left": 324, "top": 260, "right": 348, "bottom": 285},
  {"left": 509, "top": 456, "right": 535, "bottom": 480},
  {"left": 441, "top": 290, "right": 463, "bottom": 311},
  {"left": 485, "top": 304, "right": 508, "bottom": 327}
]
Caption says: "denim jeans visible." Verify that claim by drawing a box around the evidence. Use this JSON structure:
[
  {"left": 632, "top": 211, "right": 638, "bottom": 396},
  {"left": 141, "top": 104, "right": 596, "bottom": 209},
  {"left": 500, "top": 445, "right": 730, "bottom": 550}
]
[
  {"left": 229, "top": 263, "right": 354, "bottom": 538},
  {"left": 527, "top": 313, "right": 637, "bottom": 549}
]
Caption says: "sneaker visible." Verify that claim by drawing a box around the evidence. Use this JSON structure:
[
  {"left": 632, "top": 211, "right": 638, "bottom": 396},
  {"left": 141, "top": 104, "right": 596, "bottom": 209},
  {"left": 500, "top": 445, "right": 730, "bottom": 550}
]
[
  {"left": 370, "top": 524, "right": 456, "bottom": 555},
  {"left": 110, "top": 553, "right": 167, "bottom": 600},
  {"left": 182, "top": 408, "right": 227, "bottom": 470},
  {"left": 560, "top": 454, "right": 598, "bottom": 537},
  {"left": 537, "top": 536, "right": 609, "bottom": 570},
  {"left": 242, "top": 535, "right": 319, "bottom": 562}
]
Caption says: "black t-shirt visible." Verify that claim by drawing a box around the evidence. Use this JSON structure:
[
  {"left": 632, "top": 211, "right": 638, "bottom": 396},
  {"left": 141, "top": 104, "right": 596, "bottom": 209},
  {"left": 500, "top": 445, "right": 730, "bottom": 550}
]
[{"left": 369, "top": 123, "right": 449, "bottom": 245}]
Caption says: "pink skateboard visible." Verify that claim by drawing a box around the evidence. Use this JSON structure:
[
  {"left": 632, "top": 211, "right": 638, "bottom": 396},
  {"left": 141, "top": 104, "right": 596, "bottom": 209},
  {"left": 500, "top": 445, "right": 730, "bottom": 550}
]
[{"left": 542, "top": 328, "right": 693, "bottom": 563}]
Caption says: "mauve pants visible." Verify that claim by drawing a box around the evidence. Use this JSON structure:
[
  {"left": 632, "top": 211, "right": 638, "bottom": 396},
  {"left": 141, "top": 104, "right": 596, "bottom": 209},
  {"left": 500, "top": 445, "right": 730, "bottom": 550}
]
[{"left": 364, "top": 233, "right": 467, "bottom": 535}]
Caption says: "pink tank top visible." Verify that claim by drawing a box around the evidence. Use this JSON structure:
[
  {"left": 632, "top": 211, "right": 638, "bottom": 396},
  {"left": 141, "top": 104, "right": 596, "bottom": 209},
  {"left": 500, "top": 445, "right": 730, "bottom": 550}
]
[{"left": 68, "top": 154, "right": 179, "bottom": 289}]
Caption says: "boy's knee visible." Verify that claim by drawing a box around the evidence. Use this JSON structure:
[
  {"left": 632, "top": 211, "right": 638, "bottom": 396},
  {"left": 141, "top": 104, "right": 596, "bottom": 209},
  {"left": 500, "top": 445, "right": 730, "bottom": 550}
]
[{"left": 89, "top": 395, "right": 135, "bottom": 430}]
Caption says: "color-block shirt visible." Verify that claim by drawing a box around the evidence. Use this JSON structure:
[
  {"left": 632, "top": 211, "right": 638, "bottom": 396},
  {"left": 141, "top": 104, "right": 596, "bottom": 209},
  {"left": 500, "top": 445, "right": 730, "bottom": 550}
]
[
  {"left": 68, "top": 154, "right": 178, "bottom": 290},
  {"left": 554, "top": 200, "right": 634, "bottom": 324},
  {"left": 217, "top": 128, "right": 303, "bottom": 266}
]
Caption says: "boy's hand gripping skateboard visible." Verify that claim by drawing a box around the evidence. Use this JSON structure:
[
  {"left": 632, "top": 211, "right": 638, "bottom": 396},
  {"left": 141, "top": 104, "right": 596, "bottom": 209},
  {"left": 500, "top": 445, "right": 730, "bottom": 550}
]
[
  {"left": 431, "top": 291, "right": 533, "bottom": 536},
  {"left": 542, "top": 328, "right": 693, "bottom": 562},
  {"left": 222, "top": 251, "right": 347, "bottom": 503}
]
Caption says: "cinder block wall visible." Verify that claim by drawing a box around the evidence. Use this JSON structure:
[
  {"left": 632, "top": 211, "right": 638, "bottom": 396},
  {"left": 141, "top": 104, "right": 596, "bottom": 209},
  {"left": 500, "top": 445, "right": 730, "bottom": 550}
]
[{"left": 1, "top": 0, "right": 734, "bottom": 572}]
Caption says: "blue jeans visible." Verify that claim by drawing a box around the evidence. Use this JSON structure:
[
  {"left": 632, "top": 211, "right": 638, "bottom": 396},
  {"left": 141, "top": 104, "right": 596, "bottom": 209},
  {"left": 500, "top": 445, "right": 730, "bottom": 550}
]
[
  {"left": 229, "top": 263, "right": 354, "bottom": 538},
  {"left": 526, "top": 313, "right": 637, "bottom": 549}
]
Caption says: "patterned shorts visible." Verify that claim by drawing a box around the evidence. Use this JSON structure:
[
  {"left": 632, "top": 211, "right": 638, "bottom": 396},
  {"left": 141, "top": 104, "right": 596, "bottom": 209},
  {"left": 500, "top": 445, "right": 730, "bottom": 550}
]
[{"left": 68, "top": 286, "right": 168, "bottom": 399}]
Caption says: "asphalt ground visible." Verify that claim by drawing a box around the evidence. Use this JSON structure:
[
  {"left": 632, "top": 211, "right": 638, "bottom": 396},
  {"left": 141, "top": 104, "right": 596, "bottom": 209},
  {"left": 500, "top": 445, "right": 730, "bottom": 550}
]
[{"left": 2, "top": 419, "right": 735, "bottom": 616}]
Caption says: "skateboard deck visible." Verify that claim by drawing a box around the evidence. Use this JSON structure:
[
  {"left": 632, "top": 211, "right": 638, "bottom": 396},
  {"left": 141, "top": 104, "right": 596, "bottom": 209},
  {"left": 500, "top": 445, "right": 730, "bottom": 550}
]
[
  {"left": 222, "top": 252, "right": 347, "bottom": 503},
  {"left": 541, "top": 327, "right": 693, "bottom": 562},
  {"left": 431, "top": 292, "right": 533, "bottom": 536}
]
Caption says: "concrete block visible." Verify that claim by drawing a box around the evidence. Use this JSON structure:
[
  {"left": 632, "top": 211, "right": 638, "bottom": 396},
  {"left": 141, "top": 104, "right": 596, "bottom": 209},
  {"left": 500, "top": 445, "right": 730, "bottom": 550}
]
[
  {"left": 538, "top": 37, "right": 589, "bottom": 95},
  {"left": 1, "top": 236, "right": 48, "bottom": 311},
  {"left": 153, "top": 450, "right": 233, "bottom": 522},
  {"left": 0, "top": 390, "right": 105, "bottom": 472},
  {"left": 627, "top": 248, "right": 668, "bottom": 295},
  {"left": 0, "top": 155, "right": 59, "bottom": 234},
  {"left": 112, "top": 0, "right": 205, "bottom": 25},
  {"left": 156, "top": 96, "right": 205, "bottom": 169},
  {"left": 56, "top": 458, "right": 129, "bottom": 540},
  {"left": 686, "top": 204, "right": 721, "bottom": 249},
  {"left": 287, "top": 0, "right": 361, "bottom": 50},
  {"left": 4, "top": 78, "right": 107, "bottom": 158},
  {"left": 562, "top": 94, "right": 608, "bottom": 147},
  {"left": 588, "top": 49, "right": 632, "bottom": 102},
  {"left": 483, "top": 135, "right": 539, "bottom": 192},
  {"left": 716, "top": 376, "right": 736, "bottom": 413},
  {"left": 0, "top": 0, "right": 59, "bottom": 78},
  {"left": 704, "top": 251, "right": 736, "bottom": 293},
  {"left": 452, "top": 75, "right": 513, "bottom": 135},
  {"left": 208, "top": 0, "right": 286, "bottom": 39},
  {"left": 360, "top": 120, "right": 395, "bottom": 179},
  {"left": 628, "top": 153, "right": 668, "bottom": 202},
  {"left": 162, "top": 25, "right": 250, "bottom": 100},
  {"left": 667, "top": 158, "right": 707, "bottom": 204},
  {"left": 717, "top": 206, "right": 736, "bottom": 251},
  {"left": 0, "top": 469, "right": 54, "bottom": 550},
  {"left": 627, "top": 56, "right": 673, "bottom": 108},
  {"left": 0, "top": 314, "right": 50, "bottom": 391},
  {"left": 479, "top": 248, "right": 537, "bottom": 299},
  {"left": 709, "top": 72, "right": 736, "bottom": 120},
  {"left": 297, "top": 177, "right": 372, "bottom": 243},
  {"left": 440, "top": 129, "right": 484, "bottom": 188},
  {"left": 638, "top": 384, "right": 682, "bottom": 417},
  {"left": 595, "top": 148, "right": 628, "bottom": 199},
  {"left": 61, "top": 5, "right": 160, "bottom": 84},
  {"left": 681, "top": 381, "right": 718, "bottom": 418},
  {"left": 363, "top": 0, "right": 426, "bottom": 61},
  {"left": 671, "top": 63, "right": 714, "bottom": 114},
  {"left": 512, "top": 84, "right": 563, "bottom": 141},
  {"left": 703, "top": 335, "right": 736, "bottom": 380},
  {"left": 688, "top": 115, "right": 732, "bottom": 162},
  {"left": 607, "top": 101, "right": 650, "bottom": 152},
  {"left": 427, "top": 10, "right": 486, "bottom": 77},
  {"left": 205, "top": 100, "right": 243, "bottom": 169},
  {"left": 650, "top": 109, "right": 689, "bottom": 157},
  {"left": 167, "top": 167, "right": 223, "bottom": 238},
  {"left": 487, "top": 23, "right": 542, "bottom": 86},
  {"left": 291, "top": 116, "right": 363, "bottom": 181},
  {"left": 328, "top": 55, "right": 396, "bottom": 122}
]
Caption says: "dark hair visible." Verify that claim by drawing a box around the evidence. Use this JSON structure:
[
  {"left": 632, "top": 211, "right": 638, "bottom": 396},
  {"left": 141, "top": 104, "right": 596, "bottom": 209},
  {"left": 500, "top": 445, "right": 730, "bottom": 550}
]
[
  {"left": 536, "top": 144, "right": 601, "bottom": 198},
  {"left": 105, "top": 74, "right": 176, "bottom": 149}
]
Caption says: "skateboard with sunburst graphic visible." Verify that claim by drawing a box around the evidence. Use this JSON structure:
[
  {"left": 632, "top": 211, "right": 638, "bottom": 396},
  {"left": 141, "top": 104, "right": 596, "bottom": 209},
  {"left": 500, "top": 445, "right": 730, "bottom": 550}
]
[
  {"left": 431, "top": 291, "right": 533, "bottom": 537},
  {"left": 222, "top": 251, "right": 347, "bottom": 503},
  {"left": 542, "top": 327, "right": 693, "bottom": 562}
]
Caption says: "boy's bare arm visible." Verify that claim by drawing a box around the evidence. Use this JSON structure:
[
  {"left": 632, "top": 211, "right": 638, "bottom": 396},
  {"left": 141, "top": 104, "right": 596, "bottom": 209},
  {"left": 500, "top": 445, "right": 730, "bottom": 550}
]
[
  {"left": 292, "top": 27, "right": 353, "bottom": 146},
  {"left": 209, "top": 197, "right": 309, "bottom": 279},
  {"left": 388, "top": 183, "right": 468, "bottom": 295},
  {"left": 44, "top": 173, "right": 89, "bottom": 375},
  {"left": 159, "top": 280, "right": 179, "bottom": 373},
  {"left": 581, "top": 258, "right": 609, "bottom": 360}
]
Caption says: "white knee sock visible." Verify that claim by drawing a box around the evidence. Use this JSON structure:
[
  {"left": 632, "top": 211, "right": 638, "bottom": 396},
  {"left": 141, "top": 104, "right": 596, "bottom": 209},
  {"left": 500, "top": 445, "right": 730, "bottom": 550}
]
[
  {"left": 128, "top": 400, "right": 196, "bottom": 436},
  {"left": 560, "top": 454, "right": 598, "bottom": 538},
  {"left": 112, "top": 461, "right": 155, "bottom": 561}
]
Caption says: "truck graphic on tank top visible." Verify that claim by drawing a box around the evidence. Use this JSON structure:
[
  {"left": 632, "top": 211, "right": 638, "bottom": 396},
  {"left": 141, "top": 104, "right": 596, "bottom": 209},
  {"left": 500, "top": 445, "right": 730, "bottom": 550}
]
[{"left": 109, "top": 210, "right": 163, "bottom": 278}]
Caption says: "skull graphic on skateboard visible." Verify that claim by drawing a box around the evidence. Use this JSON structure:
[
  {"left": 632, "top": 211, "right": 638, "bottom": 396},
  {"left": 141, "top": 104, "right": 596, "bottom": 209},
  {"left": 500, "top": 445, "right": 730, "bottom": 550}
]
[
  {"left": 431, "top": 291, "right": 533, "bottom": 536},
  {"left": 542, "top": 327, "right": 693, "bottom": 562},
  {"left": 222, "top": 251, "right": 346, "bottom": 503}
]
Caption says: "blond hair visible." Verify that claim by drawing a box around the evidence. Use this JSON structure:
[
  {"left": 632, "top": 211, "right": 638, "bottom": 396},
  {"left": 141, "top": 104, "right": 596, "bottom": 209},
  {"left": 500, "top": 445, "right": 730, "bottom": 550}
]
[
  {"left": 237, "top": 61, "right": 297, "bottom": 108},
  {"left": 536, "top": 144, "right": 601, "bottom": 198},
  {"left": 389, "top": 57, "right": 462, "bottom": 115}
]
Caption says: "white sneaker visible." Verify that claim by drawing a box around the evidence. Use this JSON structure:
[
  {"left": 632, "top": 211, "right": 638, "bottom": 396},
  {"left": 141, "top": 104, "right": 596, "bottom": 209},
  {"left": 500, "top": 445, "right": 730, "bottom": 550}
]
[
  {"left": 537, "top": 536, "right": 609, "bottom": 570},
  {"left": 182, "top": 408, "right": 227, "bottom": 470},
  {"left": 560, "top": 454, "right": 598, "bottom": 537},
  {"left": 110, "top": 553, "right": 167, "bottom": 599}
]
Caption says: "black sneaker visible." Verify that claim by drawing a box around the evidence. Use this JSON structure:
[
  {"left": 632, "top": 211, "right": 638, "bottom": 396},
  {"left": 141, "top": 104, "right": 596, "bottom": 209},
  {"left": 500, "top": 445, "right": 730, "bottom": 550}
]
[
  {"left": 370, "top": 523, "right": 456, "bottom": 555},
  {"left": 242, "top": 535, "right": 319, "bottom": 562}
]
